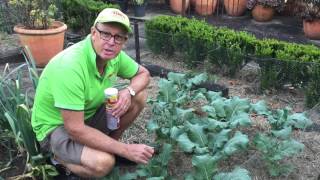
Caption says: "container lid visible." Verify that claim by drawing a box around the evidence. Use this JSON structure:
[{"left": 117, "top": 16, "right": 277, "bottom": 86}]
[{"left": 104, "top": 87, "right": 118, "bottom": 96}]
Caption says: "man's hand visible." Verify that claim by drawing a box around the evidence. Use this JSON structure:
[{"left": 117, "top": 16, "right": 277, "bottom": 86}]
[
  {"left": 124, "top": 144, "right": 154, "bottom": 164},
  {"left": 111, "top": 88, "right": 131, "bottom": 118}
]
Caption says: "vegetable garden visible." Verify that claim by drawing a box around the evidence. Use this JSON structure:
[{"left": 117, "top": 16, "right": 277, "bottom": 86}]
[
  {"left": 104, "top": 72, "right": 314, "bottom": 180},
  {"left": 1, "top": 8, "right": 320, "bottom": 180}
]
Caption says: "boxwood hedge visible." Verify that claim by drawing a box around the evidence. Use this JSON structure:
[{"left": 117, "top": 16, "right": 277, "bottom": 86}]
[{"left": 145, "top": 15, "right": 320, "bottom": 108}]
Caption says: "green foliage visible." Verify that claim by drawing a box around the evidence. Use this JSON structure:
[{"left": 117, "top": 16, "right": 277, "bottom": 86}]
[
  {"left": 213, "top": 167, "right": 251, "bottom": 180},
  {"left": 251, "top": 105, "right": 311, "bottom": 176},
  {"left": 61, "top": 0, "right": 119, "bottom": 34},
  {"left": 268, "top": 107, "right": 312, "bottom": 130},
  {"left": 0, "top": 48, "right": 57, "bottom": 179},
  {"left": 143, "top": 72, "right": 311, "bottom": 178},
  {"left": 146, "top": 16, "right": 257, "bottom": 74},
  {"left": 256, "top": 39, "right": 320, "bottom": 91},
  {"left": 8, "top": 0, "right": 58, "bottom": 29},
  {"left": 254, "top": 134, "right": 304, "bottom": 176},
  {"left": 145, "top": 16, "right": 320, "bottom": 105},
  {"left": 190, "top": 154, "right": 218, "bottom": 179},
  {"left": 145, "top": 16, "right": 190, "bottom": 56},
  {"left": 173, "top": 18, "right": 215, "bottom": 66},
  {"left": 116, "top": 143, "right": 173, "bottom": 179}
]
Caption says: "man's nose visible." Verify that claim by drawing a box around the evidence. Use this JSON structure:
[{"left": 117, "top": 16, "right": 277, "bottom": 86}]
[{"left": 106, "top": 36, "right": 116, "bottom": 45}]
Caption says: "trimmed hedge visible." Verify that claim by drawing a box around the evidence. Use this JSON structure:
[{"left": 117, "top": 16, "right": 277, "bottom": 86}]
[
  {"left": 145, "top": 15, "right": 320, "bottom": 108},
  {"left": 61, "top": 0, "right": 119, "bottom": 34}
]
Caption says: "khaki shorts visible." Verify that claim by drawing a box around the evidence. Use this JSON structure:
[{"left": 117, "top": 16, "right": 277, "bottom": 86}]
[{"left": 39, "top": 104, "right": 111, "bottom": 165}]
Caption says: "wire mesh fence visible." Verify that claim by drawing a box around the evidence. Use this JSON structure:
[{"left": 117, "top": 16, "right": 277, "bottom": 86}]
[{"left": 145, "top": 29, "right": 320, "bottom": 108}]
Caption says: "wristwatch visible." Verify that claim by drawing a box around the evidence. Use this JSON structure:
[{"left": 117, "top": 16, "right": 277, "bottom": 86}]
[{"left": 126, "top": 86, "right": 136, "bottom": 96}]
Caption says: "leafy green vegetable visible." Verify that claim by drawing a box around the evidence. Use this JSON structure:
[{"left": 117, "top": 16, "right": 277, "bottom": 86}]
[
  {"left": 191, "top": 154, "right": 218, "bottom": 180},
  {"left": 222, "top": 131, "right": 249, "bottom": 156},
  {"left": 213, "top": 167, "right": 251, "bottom": 180}
]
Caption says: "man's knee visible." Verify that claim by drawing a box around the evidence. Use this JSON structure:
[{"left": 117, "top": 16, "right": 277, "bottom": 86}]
[
  {"left": 132, "top": 89, "right": 147, "bottom": 109},
  {"left": 91, "top": 153, "right": 115, "bottom": 177}
]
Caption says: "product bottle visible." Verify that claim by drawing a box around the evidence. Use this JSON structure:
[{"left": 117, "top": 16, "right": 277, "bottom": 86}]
[{"left": 104, "top": 88, "right": 120, "bottom": 130}]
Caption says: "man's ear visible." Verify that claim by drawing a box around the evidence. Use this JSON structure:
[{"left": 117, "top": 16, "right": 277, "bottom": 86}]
[{"left": 91, "top": 26, "right": 95, "bottom": 35}]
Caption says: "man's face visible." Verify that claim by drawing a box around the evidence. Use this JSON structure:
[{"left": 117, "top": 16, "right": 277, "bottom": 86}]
[{"left": 91, "top": 23, "right": 128, "bottom": 60}]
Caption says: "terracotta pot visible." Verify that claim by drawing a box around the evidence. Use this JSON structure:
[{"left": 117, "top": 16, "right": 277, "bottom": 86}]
[
  {"left": 252, "top": 5, "right": 275, "bottom": 22},
  {"left": 303, "top": 19, "right": 320, "bottom": 40},
  {"left": 14, "top": 21, "right": 67, "bottom": 67},
  {"left": 170, "top": 0, "right": 190, "bottom": 14},
  {"left": 195, "top": 0, "right": 218, "bottom": 15},
  {"left": 224, "top": 0, "right": 247, "bottom": 16}
]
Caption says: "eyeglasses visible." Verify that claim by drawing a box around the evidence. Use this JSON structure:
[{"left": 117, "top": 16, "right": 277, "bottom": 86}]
[{"left": 95, "top": 26, "right": 128, "bottom": 44}]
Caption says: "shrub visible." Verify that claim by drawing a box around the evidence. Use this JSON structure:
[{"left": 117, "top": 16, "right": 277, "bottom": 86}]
[
  {"left": 145, "top": 15, "right": 320, "bottom": 106},
  {"left": 247, "top": 0, "right": 285, "bottom": 12},
  {"left": 145, "top": 16, "right": 190, "bottom": 56},
  {"left": 8, "top": 0, "right": 58, "bottom": 29},
  {"left": 173, "top": 18, "right": 215, "bottom": 66},
  {"left": 209, "top": 28, "right": 256, "bottom": 75},
  {"left": 61, "top": 0, "right": 119, "bottom": 34}
]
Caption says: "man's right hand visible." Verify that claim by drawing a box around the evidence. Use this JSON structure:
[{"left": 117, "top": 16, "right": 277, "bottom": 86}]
[{"left": 124, "top": 144, "right": 154, "bottom": 164}]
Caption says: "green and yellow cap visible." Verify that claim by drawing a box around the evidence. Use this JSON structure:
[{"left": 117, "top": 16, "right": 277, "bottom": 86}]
[{"left": 94, "top": 8, "right": 131, "bottom": 33}]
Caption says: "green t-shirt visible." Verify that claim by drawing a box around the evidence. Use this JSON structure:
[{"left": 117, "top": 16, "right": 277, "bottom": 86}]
[{"left": 31, "top": 35, "right": 139, "bottom": 141}]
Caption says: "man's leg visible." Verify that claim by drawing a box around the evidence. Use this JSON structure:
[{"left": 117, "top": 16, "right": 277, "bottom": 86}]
[
  {"left": 63, "top": 90, "right": 147, "bottom": 176},
  {"left": 110, "top": 89, "right": 147, "bottom": 140},
  {"left": 57, "top": 146, "right": 115, "bottom": 178},
  {"left": 49, "top": 127, "right": 115, "bottom": 178}
]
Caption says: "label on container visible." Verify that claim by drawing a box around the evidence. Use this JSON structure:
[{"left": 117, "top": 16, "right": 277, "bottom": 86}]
[{"left": 104, "top": 88, "right": 118, "bottom": 109}]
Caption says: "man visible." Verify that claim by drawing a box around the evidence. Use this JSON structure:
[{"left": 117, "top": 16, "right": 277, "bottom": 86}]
[{"left": 31, "top": 8, "right": 154, "bottom": 178}]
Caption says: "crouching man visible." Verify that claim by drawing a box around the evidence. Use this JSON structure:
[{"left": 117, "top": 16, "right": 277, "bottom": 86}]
[{"left": 31, "top": 8, "right": 154, "bottom": 178}]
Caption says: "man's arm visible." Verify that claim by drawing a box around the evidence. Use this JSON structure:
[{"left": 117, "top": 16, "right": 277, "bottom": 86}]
[
  {"left": 113, "top": 65, "right": 150, "bottom": 117},
  {"left": 128, "top": 65, "right": 150, "bottom": 94},
  {"left": 61, "top": 109, "right": 154, "bottom": 164}
]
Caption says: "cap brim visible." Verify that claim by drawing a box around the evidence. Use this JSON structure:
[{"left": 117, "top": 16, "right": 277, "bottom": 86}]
[{"left": 95, "top": 20, "right": 132, "bottom": 33}]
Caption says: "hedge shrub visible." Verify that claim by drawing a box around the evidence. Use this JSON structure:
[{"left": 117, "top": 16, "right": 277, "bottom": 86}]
[
  {"left": 145, "top": 16, "right": 190, "bottom": 56},
  {"left": 61, "top": 0, "right": 119, "bottom": 34},
  {"left": 145, "top": 15, "right": 320, "bottom": 108},
  {"left": 173, "top": 18, "right": 215, "bottom": 66}
]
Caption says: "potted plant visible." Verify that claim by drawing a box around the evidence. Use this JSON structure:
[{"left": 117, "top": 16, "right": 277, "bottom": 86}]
[
  {"left": 9, "top": 0, "right": 67, "bottom": 67},
  {"left": 247, "top": 0, "right": 285, "bottom": 22},
  {"left": 295, "top": 0, "right": 320, "bottom": 39},
  {"left": 133, "top": 0, "right": 147, "bottom": 17}
]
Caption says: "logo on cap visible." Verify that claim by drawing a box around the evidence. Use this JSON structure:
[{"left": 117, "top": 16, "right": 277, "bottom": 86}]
[{"left": 112, "top": 11, "right": 126, "bottom": 21}]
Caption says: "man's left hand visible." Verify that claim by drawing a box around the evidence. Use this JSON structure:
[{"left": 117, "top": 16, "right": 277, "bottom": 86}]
[{"left": 111, "top": 88, "right": 131, "bottom": 118}]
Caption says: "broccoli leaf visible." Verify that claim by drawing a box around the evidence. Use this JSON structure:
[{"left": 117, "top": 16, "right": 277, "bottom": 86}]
[
  {"left": 213, "top": 167, "right": 251, "bottom": 180},
  {"left": 250, "top": 100, "right": 270, "bottom": 115},
  {"left": 222, "top": 131, "right": 249, "bottom": 156},
  {"left": 192, "top": 154, "right": 218, "bottom": 180}
]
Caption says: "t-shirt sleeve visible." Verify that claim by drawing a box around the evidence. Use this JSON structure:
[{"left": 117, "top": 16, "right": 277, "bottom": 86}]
[
  {"left": 117, "top": 51, "right": 139, "bottom": 79},
  {"left": 51, "top": 66, "right": 85, "bottom": 111}
]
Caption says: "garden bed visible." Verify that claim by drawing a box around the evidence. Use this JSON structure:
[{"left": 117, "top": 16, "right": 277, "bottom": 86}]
[{"left": 1, "top": 14, "right": 320, "bottom": 179}]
